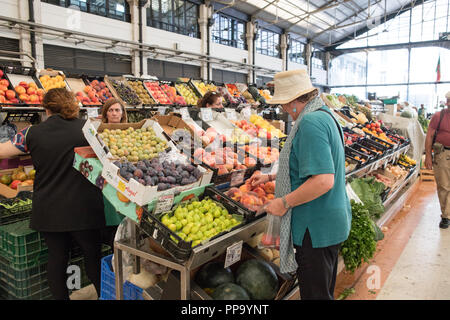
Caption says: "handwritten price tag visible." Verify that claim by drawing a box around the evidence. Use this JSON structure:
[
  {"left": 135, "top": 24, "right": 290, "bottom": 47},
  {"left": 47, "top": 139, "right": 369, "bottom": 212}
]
[
  {"left": 158, "top": 107, "right": 167, "bottom": 115},
  {"left": 87, "top": 108, "right": 99, "bottom": 118},
  {"left": 180, "top": 107, "right": 190, "bottom": 120},
  {"left": 225, "top": 108, "right": 237, "bottom": 121},
  {"left": 201, "top": 108, "right": 213, "bottom": 122},
  {"left": 230, "top": 170, "right": 245, "bottom": 187},
  {"left": 153, "top": 193, "right": 174, "bottom": 215},
  {"left": 224, "top": 240, "right": 243, "bottom": 268}
]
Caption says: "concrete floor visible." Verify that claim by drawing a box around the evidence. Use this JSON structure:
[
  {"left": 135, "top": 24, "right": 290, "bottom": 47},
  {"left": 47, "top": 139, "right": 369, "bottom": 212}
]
[{"left": 70, "top": 180, "right": 450, "bottom": 300}]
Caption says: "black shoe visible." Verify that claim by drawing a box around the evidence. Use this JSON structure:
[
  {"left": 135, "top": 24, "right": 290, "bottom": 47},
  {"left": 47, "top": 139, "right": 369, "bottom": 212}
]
[{"left": 439, "top": 218, "right": 449, "bottom": 229}]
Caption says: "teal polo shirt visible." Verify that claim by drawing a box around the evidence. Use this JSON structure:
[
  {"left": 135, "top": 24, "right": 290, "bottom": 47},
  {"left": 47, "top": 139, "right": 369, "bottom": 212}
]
[{"left": 289, "top": 106, "right": 352, "bottom": 248}]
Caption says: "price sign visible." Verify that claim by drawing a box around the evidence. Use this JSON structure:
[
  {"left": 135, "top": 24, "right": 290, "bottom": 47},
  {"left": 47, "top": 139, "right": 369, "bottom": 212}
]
[
  {"left": 153, "top": 193, "right": 174, "bottom": 215},
  {"left": 225, "top": 108, "right": 237, "bottom": 121},
  {"left": 224, "top": 240, "right": 243, "bottom": 268},
  {"left": 180, "top": 107, "right": 190, "bottom": 120},
  {"left": 201, "top": 108, "right": 213, "bottom": 122},
  {"left": 87, "top": 108, "right": 99, "bottom": 118},
  {"left": 158, "top": 107, "right": 167, "bottom": 115},
  {"left": 230, "top": 170, "right": 245, "bottom": 187},
  {"left": 242, "top": 107, "right": 251, "bottom": 119}
]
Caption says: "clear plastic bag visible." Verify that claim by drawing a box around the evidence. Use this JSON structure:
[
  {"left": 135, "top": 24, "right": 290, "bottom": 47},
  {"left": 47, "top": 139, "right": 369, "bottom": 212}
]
[
  {"left": 258, "top": 214, "right": 280, "bottom": 250},
  {"left": 0, "top": 123, "right": 17, "bottom": 143}
]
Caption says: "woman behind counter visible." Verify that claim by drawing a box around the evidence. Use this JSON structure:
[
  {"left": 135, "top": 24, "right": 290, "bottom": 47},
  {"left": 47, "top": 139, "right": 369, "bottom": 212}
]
[{"left": 0, "top": 88, "right": 106, "bottom": 300}]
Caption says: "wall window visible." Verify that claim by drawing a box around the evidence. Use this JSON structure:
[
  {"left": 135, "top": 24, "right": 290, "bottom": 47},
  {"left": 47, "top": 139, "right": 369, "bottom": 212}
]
[
  {"left": 211, "top": 13, "right": 246, "bottom": 49},
  {"left": 147, "top": 0, "right": 199, "bottom": 38},
  {"left": 41, "top": 0, "right": 130, "bottom": 22},
  {"left": 256, "top": 28, "right": 280, "bottom": 58},
  {"left": 288, "top": 38, "right": 304, "bottom": 64},
  {"left": 329, "top": 52, "right": 367, "bottom": 86},
  {"left": 312, "top": 49, "right": 325, "bottom": 70}
]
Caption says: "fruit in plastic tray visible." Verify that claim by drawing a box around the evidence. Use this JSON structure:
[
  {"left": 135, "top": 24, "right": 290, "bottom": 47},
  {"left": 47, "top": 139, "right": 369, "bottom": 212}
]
[
  {"left": 114, "top": 157, "right": 203, "bottom": 191},
  {"left": 98, "top": 126, "right": 168, "bottom": 162},
  {"left": 144, "top": 81, "right": 172, "bottom": 104},
  {"left": 111, "top": 79, "right": 141, "bottom": 106},
  {"left": 128, "top": 80, "right": 155, "bottom": 105},
  {"left": 193, "top": 146, "right": 255, "bottom": 175},
  {"left": 175, "top": 83, "right": 198, "bottom": 105},
  {"left": 39, "top": 74, "right": 66, "bottom": 91},
  {"left": 225, "top": 180, "right": 275, "bottom": 211},
  {"left": 193, "top": 80, "right": 217, "bottom": 96},
  {"left": 85, "top": 79, "right": 112, "bottom": 103}
]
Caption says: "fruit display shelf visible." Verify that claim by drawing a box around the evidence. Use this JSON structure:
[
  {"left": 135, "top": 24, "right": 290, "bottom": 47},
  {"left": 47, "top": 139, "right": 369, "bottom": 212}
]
[
  {"left": 35, "top": 69, "right": 70, "bottom": 93},
  {"left": 189, "top": 79, "right": 218, "bottom": 97},
  {"left": 1, "top": 66, "right": 43, "bottom": 106},
  {"left": 139, "top": 186, "right": 250, "bottom": 263},
  {"left": 65, "top": 75, "right": 103, "bottom": 107},
  {"left": 174, "top": 80, "right": 200, "bottom": 106},
  {"left": 143, "top": 80, "right": 172, "bottom": 105},
  {"left": 126, "top": 77, "right": 156, "bottom": 106},
  {"left": 225, "top": 83, "right": 248, "bottom": 105},
  {"left": 104, "top": 75, "right": 142, "bottom": 108},
  {"left": 82, "top": 76, "right": 114, "bottom": 104},
  {"left": 159, "top": 81, "right": 187, "bottom": 106}
]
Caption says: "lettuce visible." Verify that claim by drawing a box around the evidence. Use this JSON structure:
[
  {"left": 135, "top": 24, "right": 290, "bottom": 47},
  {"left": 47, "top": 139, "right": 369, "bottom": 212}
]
[{"left": 350, "top": 177, "right": 385, "bottom": 219}]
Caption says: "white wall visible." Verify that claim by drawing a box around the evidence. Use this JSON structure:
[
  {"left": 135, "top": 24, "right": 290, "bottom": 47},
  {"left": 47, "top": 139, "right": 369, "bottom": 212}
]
[
  {"left": 312, "top": 67, "right": 327, "bottom": 85},
  {"left": 0, "top": 0, "right": 20, "bottom": 39},
  {"left": 144, "top": 27, "right": 202, "bottom": 55},
  {"left": 287, "top": 61, "right": 307, "bottom": 71},
  {"left": 255, "top": 53, "right": 283, "bottom": 72},
  {"left": 210, "top": 43, "right": 248, "bottom": 64}
]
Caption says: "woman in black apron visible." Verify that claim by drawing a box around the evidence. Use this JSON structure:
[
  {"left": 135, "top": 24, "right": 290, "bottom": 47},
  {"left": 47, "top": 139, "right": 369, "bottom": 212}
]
[{"left": 0, "top": 88, "right": 105, "bottom": 300}]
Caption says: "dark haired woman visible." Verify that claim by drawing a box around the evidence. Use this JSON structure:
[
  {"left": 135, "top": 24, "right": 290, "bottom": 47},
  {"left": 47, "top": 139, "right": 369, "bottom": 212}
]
[
  {"left": 0, "top": 88, "right": 106, "bottom": 300},
  {"left": 197, "top": 91, "right": 223, "bottom": 108},
  {"left": 101, "top": 98, "right": 128, "bottom": 123}
]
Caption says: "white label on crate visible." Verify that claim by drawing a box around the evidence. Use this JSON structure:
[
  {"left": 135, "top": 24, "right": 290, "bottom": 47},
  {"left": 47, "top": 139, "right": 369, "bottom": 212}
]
[
  {"left": 87, "top": 108, "right": 99, "bottom": 118},
  {"left": 225, "top": 240, "right": 243, "bottom": 269},
  {"left": 180, "top": 107, "right": 190, "bottom": 120},
  {"left": 230, "top": 170, "right": 245, "bottom": 187},
  {"left": 201, "top": 108, "right": 213, "bottom": 122},
  {"left": 225, "top": 108, "right": 237, "bottom": 121},
  {"left": 153, "top": 193, "right": 174, "bottom": 215},
  {"left": 242, "top": 107, "right": 251, "bottom": 119},
  {"left": 152, "top": 229, "right": 158, "bottom": 239},
  {"left": 158, "top": 107, "right": 167, "bottom": 115}
]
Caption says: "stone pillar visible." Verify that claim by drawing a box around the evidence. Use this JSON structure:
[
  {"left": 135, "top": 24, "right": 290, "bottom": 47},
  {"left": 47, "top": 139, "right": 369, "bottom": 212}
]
[
  {"left": 198, "top": 3, "right": 211, "bottom": 80},
  {"left": 325, "top": 51, "right": 331, "bottom": 85},
  {"left": 127, "top": 0, "right": 142, "bottom": 77},
  {"left": 17, "top": 0, "right": 42, "bottom": 68},
  {"left": 246, "top": 21, "right": 256, "bottom": 84},
  {"left": 280, "top": 33, "right": 288, "bottom": 71},
  {"left": 305, "top": 39, "right": 312, "bottom": 76},
  {"left": 140, "top": 1, "right": 150, "bottom": 76}
]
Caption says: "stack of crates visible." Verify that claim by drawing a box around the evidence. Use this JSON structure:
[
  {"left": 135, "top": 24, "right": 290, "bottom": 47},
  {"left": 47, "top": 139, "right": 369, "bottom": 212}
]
[
  {"left": 0, "top": 219, "right": 51, "bottom": 300},
  {"left": 0, "top": 219, "right": 113, "bottom": 300}
]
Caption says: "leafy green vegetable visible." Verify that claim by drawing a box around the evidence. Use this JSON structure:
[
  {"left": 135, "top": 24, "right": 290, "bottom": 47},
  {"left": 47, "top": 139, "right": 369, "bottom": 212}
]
[
  {"left": 350, "top": 177, "right": 385, "bottom": 219},
  {"left": 401, "top": 110, "right": 413, "bottom": 118},
  {"left": 418, "top": 115, "right": 430, "bottom": 133},
  {"left": 340, "top": 200, "right": 377, "bottom": 273}
]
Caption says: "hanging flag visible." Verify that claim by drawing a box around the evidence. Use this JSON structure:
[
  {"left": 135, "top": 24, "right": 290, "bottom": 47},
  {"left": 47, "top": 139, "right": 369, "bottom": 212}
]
[{"left": 436, "top": 55, "right": 441, "bottom": 82}]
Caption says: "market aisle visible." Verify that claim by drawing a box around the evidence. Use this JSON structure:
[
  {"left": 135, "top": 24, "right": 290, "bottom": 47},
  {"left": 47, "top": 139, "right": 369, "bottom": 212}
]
[{"left": 339, "top": 180, "right": 450, "bottom": 300}]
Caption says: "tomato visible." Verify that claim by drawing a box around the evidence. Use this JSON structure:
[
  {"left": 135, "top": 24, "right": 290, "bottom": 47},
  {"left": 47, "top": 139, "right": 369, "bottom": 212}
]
[{"left": 366, "top": 124, "right": 371, "bottom": 129}]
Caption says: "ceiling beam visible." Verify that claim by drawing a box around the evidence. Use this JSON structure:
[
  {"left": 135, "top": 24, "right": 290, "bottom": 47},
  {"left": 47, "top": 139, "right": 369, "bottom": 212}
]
[{"left": 325, "top": 0, "right": 433, "bottom": 51}]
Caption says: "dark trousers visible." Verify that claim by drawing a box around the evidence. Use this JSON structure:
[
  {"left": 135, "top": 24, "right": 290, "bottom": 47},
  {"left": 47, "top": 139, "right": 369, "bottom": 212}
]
[
  {"left": 101, "top": 225, "right": 118, "bottom": 250},
  {"left": 294, "top": 229, "right": 340, "bottom": 300},
  {"left": 41, "top": 230, "right": 102, "bottom": 300}
]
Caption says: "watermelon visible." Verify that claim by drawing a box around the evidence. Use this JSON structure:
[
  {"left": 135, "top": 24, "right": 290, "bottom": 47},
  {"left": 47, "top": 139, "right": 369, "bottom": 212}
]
[
  {"left": 236, "top": 259, "right": 279, "bottom": 300},
  {"left": 195, "top": 262, "right": 234, "bottom": 291},
  {"left": 212, "top": 283, "right": 250, "bottom": 300}
]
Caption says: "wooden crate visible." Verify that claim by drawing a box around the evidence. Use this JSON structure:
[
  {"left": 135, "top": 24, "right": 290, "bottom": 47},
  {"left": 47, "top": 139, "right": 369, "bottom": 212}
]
[{"left": 420, "top": 169, "right": 435, "bottom": 182}]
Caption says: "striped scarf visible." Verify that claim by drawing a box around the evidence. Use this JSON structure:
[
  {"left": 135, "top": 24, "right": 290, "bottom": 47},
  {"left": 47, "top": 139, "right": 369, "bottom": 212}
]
[{"left": 275, "top": 96, "right": 325, "bottom": 274}]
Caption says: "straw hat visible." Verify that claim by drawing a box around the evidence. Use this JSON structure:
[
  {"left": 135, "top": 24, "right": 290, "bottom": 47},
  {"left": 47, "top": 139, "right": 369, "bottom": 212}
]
[
  {"left": 268, "top": 69, "right": 316, "bottom": 105},
  {"left": 446, "top": 91, "right": 450, "bottom": 99}
]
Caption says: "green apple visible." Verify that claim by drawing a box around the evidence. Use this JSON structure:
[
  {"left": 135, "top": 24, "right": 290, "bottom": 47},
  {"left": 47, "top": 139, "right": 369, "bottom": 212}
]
[
  {"left": 181, "top": 219, "right": 188, "bottom": 226},
  {"left": 161, "top": 214, "right": 170, "bottom": 225},
  {"left": 169, "top": 216, "right": 177, "bottom": 224},
  {"left": 177, "top": 232, "right": 187, "bottom": 240},
  {"left": 168, "top": 224, "right": 177, "bottom": 232},
  {"left": 192, "top": 240, "right": 201, "bottom": 247},
  {"left": 200, "top": 225, "right": 208, "bottom": 233},
  {"left": 187, "top": 215, "right": 194, "bottom": 223},
  {"left": 175, "top": 221, "right": 183, "bottom": 231},
  {"left": 205, "top": 216, "right": 214, "bottom": 223},
  {"left": 200, "top": 217, "right": 207, "bottom": 225},
  {"left": 191, "top": 225, "right": 200, "bottom": 234},
  {"left": 213, "top": 209, "right": 221, "bottom": 218}
]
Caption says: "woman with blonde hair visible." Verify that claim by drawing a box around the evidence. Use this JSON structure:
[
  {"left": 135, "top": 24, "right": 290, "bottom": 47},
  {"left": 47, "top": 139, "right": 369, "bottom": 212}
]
[{"left": 0, "top": 88, "right": 106, "bottom": 300}]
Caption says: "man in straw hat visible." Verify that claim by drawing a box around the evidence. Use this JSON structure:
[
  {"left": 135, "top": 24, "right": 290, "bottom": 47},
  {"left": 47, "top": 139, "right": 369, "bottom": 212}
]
[
  {"left": 248, "top": 69, "right": 351, "bottom": 300},
  {"left": 425, "top": 91, "right": 450, "bottom": 229}
]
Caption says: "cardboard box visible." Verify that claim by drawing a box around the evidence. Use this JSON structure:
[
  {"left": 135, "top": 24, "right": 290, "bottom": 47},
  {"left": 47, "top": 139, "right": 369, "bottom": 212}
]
[
  {"left": 152, "top": 113, "right": 195, "bottom": 137},
  {"left": 0, "top": 166, "right": 34, "bottom": 198},
  {"left": 269, "top": 120, "right": 285, "bottom": 133},
  {"left": 82, "top": 118, "right": 178, "bottom": 166},
  {"left": 101, "top": 159, "right": 212, "bottom": 207}
]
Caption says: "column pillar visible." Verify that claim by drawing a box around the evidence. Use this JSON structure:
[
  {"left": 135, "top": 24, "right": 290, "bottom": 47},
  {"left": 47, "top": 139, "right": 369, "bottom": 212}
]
[
  {"left": 305, "top": 39, "right": 312, "bottom": 76},
  {"left": 198, "top": 3, "right": 211, "bottom": 80},
  {"left": 127, "top": 0, "right": 141, "bottom": 77},
  {"left": 325, "top": 51, "right": 331, "bottom": 85},
  {"left": 246, "top": 21, "right": 256, "bottom": 84},
  {"left": 18, "top": 0, "right": 44, "bottom": 68},
  {"left": 280, "top": 33, "right": 288, "bottom": 71}
]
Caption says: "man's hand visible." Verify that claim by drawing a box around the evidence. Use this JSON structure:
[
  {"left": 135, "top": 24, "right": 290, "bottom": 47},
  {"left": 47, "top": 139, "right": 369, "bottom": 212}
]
[
  {"left": 264, "top": 198, "right": 288, "bottom": 217},
  {"left": 425, "top": 154, "right": 433, "bottom": 170}
]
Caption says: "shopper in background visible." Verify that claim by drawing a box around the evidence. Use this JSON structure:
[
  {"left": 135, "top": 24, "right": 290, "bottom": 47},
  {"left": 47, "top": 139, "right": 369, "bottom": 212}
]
[
  {"left": 425, "top": 91, "right": 450, "bottom": 229},
  {"left": 0, "top": 88, "right": 105, "bottom": 300},
  {"left": 196, "top": 91, "right": 223, "bottom": 108},
  {"left": 419, "top": 104, "right": 426, "bottom": 117},
  {"left": 101, "top": 98, "right": 128, "bottom": 124},
  {"left": 248, "top": 69, "right": 351, "bottom": 300},
  {"left": 100, "top": 98, "right": 127, "bottom": 249}
]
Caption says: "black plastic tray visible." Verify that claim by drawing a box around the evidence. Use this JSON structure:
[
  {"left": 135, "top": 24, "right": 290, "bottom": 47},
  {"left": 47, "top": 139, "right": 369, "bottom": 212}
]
[{"left": 139, "top": 186, "right": 249, "bottom": 263}]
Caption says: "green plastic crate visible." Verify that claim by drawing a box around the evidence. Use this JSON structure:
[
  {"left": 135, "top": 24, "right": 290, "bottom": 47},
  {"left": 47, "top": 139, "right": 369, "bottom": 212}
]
[
  {"left": 0, "top": 283, "right": 52, "bottom": 300},
  {"left": 0, "top": 254, "right": 47, "bottom": 281},
  {"left": 0, "top": 220, "right": 47, "bottom": 256},
  {"left": 0, "top": 276, "right": 50, "bottom": 300}
]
